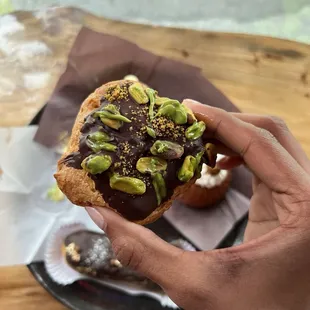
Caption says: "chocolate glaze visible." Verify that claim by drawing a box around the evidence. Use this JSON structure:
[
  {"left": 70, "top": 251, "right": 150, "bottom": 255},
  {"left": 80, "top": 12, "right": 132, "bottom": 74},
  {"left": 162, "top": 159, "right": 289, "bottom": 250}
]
[
  {"left": 63, "top": 82, "right": 207, "bottom": 221},
  {"left": 64, "top": 230, "right": 159, "bottom": 290}
]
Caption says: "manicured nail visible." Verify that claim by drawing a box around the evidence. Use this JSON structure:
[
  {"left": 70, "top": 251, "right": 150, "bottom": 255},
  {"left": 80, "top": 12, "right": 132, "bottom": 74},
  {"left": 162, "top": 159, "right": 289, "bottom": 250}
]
[
  {"left": 85, "top": 207, "right": 107, "bottom": 231},
  {"left": 183, "top": 99, "right": 201, "bottom": 107}
]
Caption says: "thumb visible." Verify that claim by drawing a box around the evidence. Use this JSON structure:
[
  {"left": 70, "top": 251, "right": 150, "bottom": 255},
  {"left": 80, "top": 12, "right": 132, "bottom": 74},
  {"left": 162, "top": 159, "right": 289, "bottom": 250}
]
[{"left": 85, "top": 207, "right": 186, "bottom": 288}]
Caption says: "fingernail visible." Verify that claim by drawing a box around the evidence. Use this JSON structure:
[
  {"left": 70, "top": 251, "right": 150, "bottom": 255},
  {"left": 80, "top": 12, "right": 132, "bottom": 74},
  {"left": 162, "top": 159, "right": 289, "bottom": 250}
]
[
  {"left": 86, "top": 207, "right": 107, "bottom": 231},
  {"left": 183, "top": 99, "right": 201, "bottom": 107}
]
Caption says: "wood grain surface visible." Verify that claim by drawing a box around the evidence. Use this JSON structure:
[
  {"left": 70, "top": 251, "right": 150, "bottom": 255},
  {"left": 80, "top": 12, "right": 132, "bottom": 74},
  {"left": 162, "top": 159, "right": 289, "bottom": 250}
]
[{"left": 0, "top": 6, "right": 309, "bottom": 310}]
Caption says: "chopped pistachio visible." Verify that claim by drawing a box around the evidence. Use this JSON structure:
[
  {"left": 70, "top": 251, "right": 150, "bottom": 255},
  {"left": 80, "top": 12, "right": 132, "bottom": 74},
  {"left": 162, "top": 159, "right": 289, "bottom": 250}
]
[
  {"left": 146, "top": 126, "right": 156, "bottom": 138},
  {"left": 103, "top": 104, "right": 119, "bottom": 114},
  {"left": 88, "top": 141, "right": 117, "bottom": 153},
  {"left": 150, "top": 140, "right": 184, "bottom": 159},
  {"left": 94, "top": 110, "right": 131, "bottom": 123},
  {"left": 93, "top": 105, "right": 131, "bottom": 130},
  {"left": 195, "top": 150, "right": 204, "bottom": 167},
  {"left": 87, "top": 131, "right": 116, "bottom": 152},
  {"left": 136, "top": 157, "right": 167, "bottom": 174},
  {"left": 155, "top": 97, "right": 179, "bottom": 106},
  {"left": 129, "top": 83, "right": 149, "bottom": 104},
  {"left": 152, "top": 173, "right": 167, "bottom": 205},
  {"left": 175, "top": 108, "right": 188, "bottom": 124},
  {"left": 185, "top": 121, "right": 206, "bottom": 140},
  {"left": 110, "top": 174, "right": 146, "bottom": 195},
  {"left": 146, "top": 88, "right": 156, "bottom": 119},
  {"left": 195, "top": 150, "right": 205, "bottom": 176},
  {"left": 156, "top": 100, "right": 187, "bottom": 125},
  {"left": 101, "top": 118, "right": 122, "bottom": 130},
  {"left": 88, "top": 131, "right": 112, "bottom": 143},
  {"left": 81, "top": 154, "right": 112, "bottom": 175},
  {"left": 178, "top": 155, "right": 196, "bottom": 182}
]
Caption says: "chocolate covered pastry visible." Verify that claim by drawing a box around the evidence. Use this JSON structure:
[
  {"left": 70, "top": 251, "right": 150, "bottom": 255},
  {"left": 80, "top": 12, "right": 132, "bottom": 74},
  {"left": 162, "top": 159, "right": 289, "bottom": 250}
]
[
  {"left": 63, "top": 230, "right": 158, "bottom": 288},
  {"left": 63, "top": 230, "right": 193, "bottom": 289},
  {"left": 55, "top": 80, "right": 215, "bottom": 224}
]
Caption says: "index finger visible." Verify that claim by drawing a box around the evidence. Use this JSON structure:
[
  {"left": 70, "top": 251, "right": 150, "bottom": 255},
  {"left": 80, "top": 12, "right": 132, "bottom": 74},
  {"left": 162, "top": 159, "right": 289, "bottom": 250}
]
[{"left": 184, "top": 100, "right": 309, "bottom": 194}]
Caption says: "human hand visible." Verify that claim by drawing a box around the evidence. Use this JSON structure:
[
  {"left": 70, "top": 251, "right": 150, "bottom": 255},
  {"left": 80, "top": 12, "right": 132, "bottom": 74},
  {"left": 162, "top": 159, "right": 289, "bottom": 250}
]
[{"left": 86, "top": 101, "right": 310, "bottom": 310}]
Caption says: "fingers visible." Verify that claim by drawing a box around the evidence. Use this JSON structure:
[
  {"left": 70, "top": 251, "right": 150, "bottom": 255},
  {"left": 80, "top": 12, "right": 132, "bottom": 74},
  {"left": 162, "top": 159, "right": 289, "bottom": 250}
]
[
  {"left": 204, "top": 114, "right": 310, "bottom": 173},
  {"left": 86, "top": 207, "right": 187, "bottom": 288},
  {"left": 184, "top": 100, "right": 310, "bottom": 194},
  {"left": 231, "top": 113, "right": 310, "bottom": 173}
]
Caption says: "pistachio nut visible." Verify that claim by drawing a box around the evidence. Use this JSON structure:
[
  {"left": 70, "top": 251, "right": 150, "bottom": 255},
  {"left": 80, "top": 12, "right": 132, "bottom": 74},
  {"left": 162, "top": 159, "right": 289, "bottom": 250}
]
[
  {"left": 152, "top": 173, "right": 167, "bottom": 205},
  {"left": 81, "top": 154, "right": 112, "bottom": 175},
  {"left": 156, "top": 100, "right": 187, "bottom": 125},
  {"left": 93, "top": 106, "right": 131, "bottom": 130},
  {"left": 195, "top": 150, "right": 204, "bottom": 168},
  {"left": 95, "top": 110, "right": 131, "bottom": 123},
  {"left": 88, "top": 141, "right": 117, "bottom": 153},
  {"left": 195, "top": 150, "right": 205, "bottom": 177},
  {"left": 205, "top": 143, "right": 217, "bottom": 168},
  {"left": 146, "top": 126, "right": 156, "bottom": 138},
  {"left": 183, "top": 105, "right": 197, "bottom": 124},
  {"left": 175, "top": 108, "right": 188, "bottom": 125},
  {"left": 155, "top": 97, "right": 179, "bottom": 106},
  {"left": 185, "top": 121, "right": 206, "bottom": 140},
  {"left": 109, "top": 174, "right": 146, "bottom": 195},
  {"left": 146, "top": 88, "right": 156, "bottom": 119},
  {"left": 87, "top": 131, "right": 115, "bottom": 152},
  {"left": 103, "top": 104, "right": 119, "bottom": 114},
  {"left": 101, "top": 118, "right": 122, "bottom": 130},
  {"left": 87, "top": 131, "right": 112, "bottom": 143},
  {"left": 150, "top": 140, "right": 184, "bottom": 159},
  {"left": 129, "top": 83, "right": 149, "bottom": 104},
  {"left": 178, "top": 155, "right": 196, "bottom": 182},
  {"left": 136, "top": 157, "right": 167, "bottom": 174}
]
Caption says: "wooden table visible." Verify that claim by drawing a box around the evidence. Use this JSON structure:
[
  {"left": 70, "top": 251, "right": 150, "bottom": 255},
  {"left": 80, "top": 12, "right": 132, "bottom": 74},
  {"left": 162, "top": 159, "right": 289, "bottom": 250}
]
[{"left": 0, "top": 7, "right": 309, "bottom": 310}]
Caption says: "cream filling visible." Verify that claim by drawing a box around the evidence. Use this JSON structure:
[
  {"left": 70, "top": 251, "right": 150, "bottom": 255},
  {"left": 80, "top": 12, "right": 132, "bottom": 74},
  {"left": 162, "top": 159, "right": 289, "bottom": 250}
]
[{"left": 195, "top": 154, "right": 228, "bottom": 189}]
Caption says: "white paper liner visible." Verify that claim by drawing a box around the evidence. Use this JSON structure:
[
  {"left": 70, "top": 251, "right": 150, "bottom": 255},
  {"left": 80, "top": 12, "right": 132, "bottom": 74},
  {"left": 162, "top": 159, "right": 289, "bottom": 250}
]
[
  {"left": 45, "top": 222, "right": 87, "bottom": 285},
  {"left": 44, "top": 222, "right": 179, "bottom": 308},
  {"left": 169, "top": 239, "right": 196, "bottom": 252}
]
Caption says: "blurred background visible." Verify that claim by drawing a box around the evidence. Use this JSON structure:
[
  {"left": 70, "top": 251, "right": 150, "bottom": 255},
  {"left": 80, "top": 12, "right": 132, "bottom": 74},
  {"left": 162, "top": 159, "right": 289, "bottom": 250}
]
[
  {"left": 2, "top": 0, "right": 310, "bottom": 43},
  {"left": 0, "top": 1, "right": 309, "bottom": 309}
]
